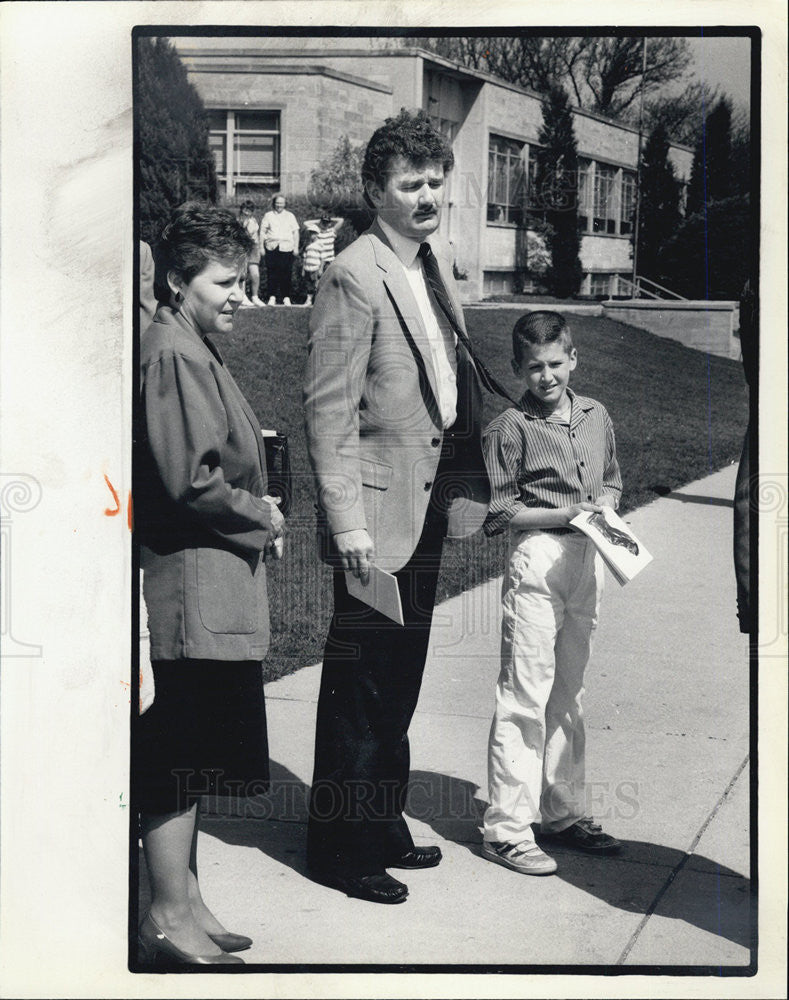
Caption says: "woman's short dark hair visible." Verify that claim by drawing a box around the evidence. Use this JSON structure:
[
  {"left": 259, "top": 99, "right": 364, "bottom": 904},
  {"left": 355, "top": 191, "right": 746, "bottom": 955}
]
[
  {"left": 361, "top": 108, "right": 454, "bottom": 208},
  {"left": 153, "top": 202, "right": 254, "bottom": 301}
]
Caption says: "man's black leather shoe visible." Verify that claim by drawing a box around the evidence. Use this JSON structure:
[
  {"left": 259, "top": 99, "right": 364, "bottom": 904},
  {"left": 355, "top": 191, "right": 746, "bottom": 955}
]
[
  {"left": 308, "top": 867, "right": 409, "bottom": 903},
  {"left": 387, "top": 845, "right": 442, "bottom": 869}
]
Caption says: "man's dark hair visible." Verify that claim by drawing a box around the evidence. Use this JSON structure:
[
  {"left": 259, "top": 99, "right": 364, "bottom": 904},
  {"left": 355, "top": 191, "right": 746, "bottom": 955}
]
[
  {"left": 361, "top": 108, "right": 454, "bottom": 208},
  {"left": 512, "top": 310, "right": 574, "bottom": 364}
]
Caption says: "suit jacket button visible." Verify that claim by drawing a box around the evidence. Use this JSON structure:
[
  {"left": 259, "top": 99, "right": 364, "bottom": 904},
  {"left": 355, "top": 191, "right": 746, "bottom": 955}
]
[
  {"left": 431, "top": 437, "right": 440, "bottom": 447},
  {"left": 424, "top": 481, "right": 433, "bottom": 491}
]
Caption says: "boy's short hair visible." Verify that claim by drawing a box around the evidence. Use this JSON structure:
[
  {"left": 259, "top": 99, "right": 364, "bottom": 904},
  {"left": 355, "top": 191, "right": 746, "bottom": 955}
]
[
  {"left": 239, "top": 199, "right": 255, "bottom": 212},
  {"left": 512, "top": 310, "right": 574, "bottom": 364}
]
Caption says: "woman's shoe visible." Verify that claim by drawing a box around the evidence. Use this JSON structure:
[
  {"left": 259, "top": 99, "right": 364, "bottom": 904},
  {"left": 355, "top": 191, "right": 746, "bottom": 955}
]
[
  {"left": 207, "top": 931, "right": 253, "bottom": 953},
  {"left": 138, "top": 912, "right": 245, "bottom": 965}
]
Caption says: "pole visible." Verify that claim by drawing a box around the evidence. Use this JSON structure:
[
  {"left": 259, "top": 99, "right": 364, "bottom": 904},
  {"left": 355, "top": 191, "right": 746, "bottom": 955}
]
[{"left": 631, "top": 36, "right": 648, "bottom": 296}]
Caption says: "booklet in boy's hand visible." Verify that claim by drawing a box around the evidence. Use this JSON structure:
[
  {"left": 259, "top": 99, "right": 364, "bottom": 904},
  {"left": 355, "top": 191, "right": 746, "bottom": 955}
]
[
  {"left": 570, "top": 507, "right": 653, "bottom": 586},
  {"left": 344, "top": 564, "right": 405, "bottom": 625}
]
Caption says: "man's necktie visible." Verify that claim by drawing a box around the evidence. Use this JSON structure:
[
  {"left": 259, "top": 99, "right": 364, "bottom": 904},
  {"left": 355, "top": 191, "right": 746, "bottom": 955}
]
[{"left": 418, "top": 242, "right": 517, "bottom": 405}]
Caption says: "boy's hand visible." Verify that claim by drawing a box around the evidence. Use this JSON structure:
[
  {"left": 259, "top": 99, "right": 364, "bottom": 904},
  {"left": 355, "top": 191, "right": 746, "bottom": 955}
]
[
  {"left": 565, "top": 501, "right": 603, "bottom": 523},
  {"left": 596, "top": 494, "right": 617, "bottom": 509}
]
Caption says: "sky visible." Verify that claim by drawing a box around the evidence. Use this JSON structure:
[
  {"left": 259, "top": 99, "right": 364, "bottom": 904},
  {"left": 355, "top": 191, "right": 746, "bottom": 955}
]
[{"left": 682, "top": 35, "right": 753, "bottom": 111}]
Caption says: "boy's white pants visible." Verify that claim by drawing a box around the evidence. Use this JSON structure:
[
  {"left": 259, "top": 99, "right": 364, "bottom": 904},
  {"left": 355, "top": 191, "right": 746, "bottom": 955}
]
[{"left": 483, "top": 529, "right": 604, "bottom": 845}]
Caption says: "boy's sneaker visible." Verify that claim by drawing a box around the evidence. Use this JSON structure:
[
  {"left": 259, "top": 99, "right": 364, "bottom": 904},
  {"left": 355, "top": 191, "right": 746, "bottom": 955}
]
[
  {"left": 240, "top": 296, "right": 255, "bottom": 308},
  {"left": 482, "top": 840, "right": 557, "bottom": 875},
  {"left": 251, "top": 295, "right": 266, "bottom": 307},
  {"left": 540, "top": 817, "right": 621, "bottom": 855},
  {"left": 283, "top": 296, "right": 292, "bottom": 306},
  {"left": 267, "top": 296, "right": 276, "bottom": 305}
]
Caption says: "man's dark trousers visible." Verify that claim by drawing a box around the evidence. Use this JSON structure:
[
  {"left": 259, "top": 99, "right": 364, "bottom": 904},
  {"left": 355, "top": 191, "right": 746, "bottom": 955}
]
[{"left": 306, "top": 477, "right": 451, "bottom": 876}]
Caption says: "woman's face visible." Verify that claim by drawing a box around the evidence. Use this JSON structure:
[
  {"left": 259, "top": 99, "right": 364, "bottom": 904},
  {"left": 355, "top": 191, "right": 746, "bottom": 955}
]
[
  {"left": 176, "top": 257, "right": 247, "bottom": 336},
  {"left": 274, "top": 196, "right": 286, "bottom": 212}
]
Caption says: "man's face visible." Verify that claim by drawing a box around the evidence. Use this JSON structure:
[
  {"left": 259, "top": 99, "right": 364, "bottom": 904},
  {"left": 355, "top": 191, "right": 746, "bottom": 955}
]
[
  {"left": 368, "top": 156, "right": 445, "bottom": 241},
  {"left": 274, "top": 197, "right": 286, "bottom": 212}
]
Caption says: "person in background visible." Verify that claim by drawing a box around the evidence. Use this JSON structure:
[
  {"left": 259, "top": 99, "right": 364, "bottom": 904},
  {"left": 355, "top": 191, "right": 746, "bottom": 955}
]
[
  {"left": 134, "top": 202, "right": 284, "bottom": 966},
  {"left": 303, "top": 210, "right": 344, "bottom": 273},
  {"left": 480, "top": 311, "right": 622, "bottom": 877},
  {"left": 300, "top": 228, "right": 323, "bottom": 307},
  {"left": 238, "top": 200, "right": 265, "bottom": 307},
  {"left": 261, "top": 194, "right": 299, "bottom": 305}
]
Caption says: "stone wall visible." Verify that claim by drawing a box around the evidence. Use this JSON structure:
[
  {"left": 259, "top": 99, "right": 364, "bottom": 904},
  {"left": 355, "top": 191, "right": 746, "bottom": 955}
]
[{"left": 604, "top": 300, "right": 740, "bottom": 360}]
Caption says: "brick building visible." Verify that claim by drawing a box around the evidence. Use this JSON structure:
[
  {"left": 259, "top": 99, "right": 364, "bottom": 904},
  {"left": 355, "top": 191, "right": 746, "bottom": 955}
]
[{"left": 175, "top": 38, "right": 693, "bottom": 300}]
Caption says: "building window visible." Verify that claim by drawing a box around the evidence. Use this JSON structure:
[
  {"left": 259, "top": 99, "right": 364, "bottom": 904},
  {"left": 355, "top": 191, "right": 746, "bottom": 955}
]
[
  {"left": 679, "top": 180, "right": 689, "bottom": 217},
  {"left": 207, "top": 109, "right": 280, "bottom": 197},
  {"left": 593, "top": 164, "right": 617, "bottom": 234},
  {"left": 483, "top": 270, "right": 516, "bottom": 295},
  {"left": 620, "top": 171, "right": 636, "bottom": 235},
  {"left": 488, "top": 135, "right": 525, "bottom": 225},
  {"left": 589, "top": 272, "right": 612, "bottom": 297},
  {"left": 526, "top": 155, "right": 547, "bottom": 223},
  {"left": 577, "top": 158, "right": 591, "bottom": 232}
]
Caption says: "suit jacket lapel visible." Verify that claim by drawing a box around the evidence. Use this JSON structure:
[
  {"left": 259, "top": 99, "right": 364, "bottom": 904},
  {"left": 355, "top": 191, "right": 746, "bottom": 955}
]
[{"left": 366, "top": 222, "right": 441, "bottom": 408}]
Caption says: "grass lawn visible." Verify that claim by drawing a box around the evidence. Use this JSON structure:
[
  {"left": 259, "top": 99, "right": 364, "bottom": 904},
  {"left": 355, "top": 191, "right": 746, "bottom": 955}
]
[{"left": 225, "top": 306, "right": 749, "bottom": 682}]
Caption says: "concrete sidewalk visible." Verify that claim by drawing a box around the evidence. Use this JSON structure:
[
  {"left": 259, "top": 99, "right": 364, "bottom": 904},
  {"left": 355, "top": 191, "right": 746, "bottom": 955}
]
[{"left": 145, "top": 464, "right": 752, "bottom": 968}]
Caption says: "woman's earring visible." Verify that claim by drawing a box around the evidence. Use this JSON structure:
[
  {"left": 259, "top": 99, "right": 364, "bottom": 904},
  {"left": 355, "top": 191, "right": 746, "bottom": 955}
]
[{"left": 174, "top": 291, "right": 183, "bottom": 304}]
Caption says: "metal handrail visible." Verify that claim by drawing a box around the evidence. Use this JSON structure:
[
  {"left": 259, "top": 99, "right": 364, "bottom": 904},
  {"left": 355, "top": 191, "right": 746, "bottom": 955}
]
[{"left": 617, "top": 275, "right": 687, "bottom": 301}]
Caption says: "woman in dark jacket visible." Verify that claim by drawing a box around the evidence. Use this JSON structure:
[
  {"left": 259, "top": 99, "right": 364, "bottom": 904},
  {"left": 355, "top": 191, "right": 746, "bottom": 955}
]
[{"left": 134, "top": 203, "right": 284, "bottom": 966}]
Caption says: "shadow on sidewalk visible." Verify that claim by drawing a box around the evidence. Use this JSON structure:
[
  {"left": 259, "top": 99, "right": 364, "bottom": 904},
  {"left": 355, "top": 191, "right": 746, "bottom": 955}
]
[
  {"left": 197, "top": 760, "right": 311, "bottom": 874},
  {"left": 652, "top": 484, "right": 734, "bottom": 507},
  {"left": 405, "top": 769, "right": 752, "bottom": 952}
]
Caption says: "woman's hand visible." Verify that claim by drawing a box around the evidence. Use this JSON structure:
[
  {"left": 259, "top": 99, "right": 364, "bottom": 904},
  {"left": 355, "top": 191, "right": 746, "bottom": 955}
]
[{"left": 262, "top": 495, "right": 285, "bottom": 560}]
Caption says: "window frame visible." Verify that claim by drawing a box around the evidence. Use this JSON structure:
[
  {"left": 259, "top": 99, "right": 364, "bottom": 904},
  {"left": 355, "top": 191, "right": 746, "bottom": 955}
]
[
  {"left": 206, "top": 108, "right": 281, "bottom": 196},
  {"left": 487, "top": 134, "right": 527, "bottom": 227}
]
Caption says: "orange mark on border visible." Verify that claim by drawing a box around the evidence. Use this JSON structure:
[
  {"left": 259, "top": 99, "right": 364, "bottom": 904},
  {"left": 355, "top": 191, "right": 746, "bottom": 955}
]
[
  {"left": 104, "top": 475, "right": 121, "bottom": 516},
  {"left": 127, "top": 491, "right": 134, "bottom": 531}
]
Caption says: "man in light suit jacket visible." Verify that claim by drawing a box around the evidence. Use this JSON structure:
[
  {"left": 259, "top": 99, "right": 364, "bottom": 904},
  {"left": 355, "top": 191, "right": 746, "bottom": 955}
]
[{"left": 303, "top": 109, "right": 490, "bottom": 904}]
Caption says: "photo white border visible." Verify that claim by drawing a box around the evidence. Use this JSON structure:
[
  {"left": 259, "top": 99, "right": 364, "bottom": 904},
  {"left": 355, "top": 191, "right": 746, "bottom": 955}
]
[{"left": 0, "top": 2, "right": 785, "bottom": 997}]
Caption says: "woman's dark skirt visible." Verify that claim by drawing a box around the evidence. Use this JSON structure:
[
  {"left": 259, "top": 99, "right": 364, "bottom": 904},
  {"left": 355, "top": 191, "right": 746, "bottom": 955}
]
[{"left": 133, "top": 659, "right": 270, "bottom": 815}]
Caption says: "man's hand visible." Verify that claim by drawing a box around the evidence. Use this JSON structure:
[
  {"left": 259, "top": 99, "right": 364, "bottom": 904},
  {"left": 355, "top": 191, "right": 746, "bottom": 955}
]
[{"left": 333, "top": 528, "right": 374, "bottom": 584}]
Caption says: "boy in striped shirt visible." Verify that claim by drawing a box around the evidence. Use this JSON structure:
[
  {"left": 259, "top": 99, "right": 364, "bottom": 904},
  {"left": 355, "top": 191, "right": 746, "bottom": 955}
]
[{"left": 481, "top": 311, "right": 623, "bottom": 876}]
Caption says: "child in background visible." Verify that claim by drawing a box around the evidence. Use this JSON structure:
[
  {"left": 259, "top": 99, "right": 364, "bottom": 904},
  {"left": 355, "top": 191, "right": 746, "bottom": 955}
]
[
  {"left": 481, "top": 310, "right": 623, "bottom": 876},
  {"left": 238, "top": 200, "right": 264, "bottom": 307},
  {"left": 303, "top": 211, "right": 344, "bottom": 272},
  {"left": 300, "top": 229, "right": 323, "bottom": 307}
]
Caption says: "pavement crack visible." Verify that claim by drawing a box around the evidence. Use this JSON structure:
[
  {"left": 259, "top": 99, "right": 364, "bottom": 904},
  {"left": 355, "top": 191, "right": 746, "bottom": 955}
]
[{"left": 615, "top": 753, "right": 749, "bottom": 965}]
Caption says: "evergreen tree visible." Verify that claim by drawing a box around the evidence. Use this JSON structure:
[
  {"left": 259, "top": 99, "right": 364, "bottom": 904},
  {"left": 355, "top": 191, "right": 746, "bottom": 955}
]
[
  {"left": 658, "top": 194, "right": 751, "bottom": 300},
  {"left": 534, "top": 85, "right": 583, "bottom": 298},
  {"left": 686, "top": 97, "right": 733, "bottom": 216},
  {"left": 636, "top": 123, "right": 681, "bottom": 283},
  {"left": 706, "top": 98, "right": 733, "bottom": 203},
  {"left": 137, "top": 38, "right": 217, "bottom": 245}
]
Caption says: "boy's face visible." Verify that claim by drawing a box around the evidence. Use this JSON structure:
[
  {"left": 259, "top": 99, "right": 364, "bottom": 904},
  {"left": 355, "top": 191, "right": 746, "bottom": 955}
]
[{"left": 513, "top": 339, "right": 577, "bottom": 412}]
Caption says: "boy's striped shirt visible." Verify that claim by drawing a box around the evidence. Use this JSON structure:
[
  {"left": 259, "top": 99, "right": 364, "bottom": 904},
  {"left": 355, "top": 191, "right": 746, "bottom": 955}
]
[{"left": 483, "top": 388, "right": 622, "bottom": 536}]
